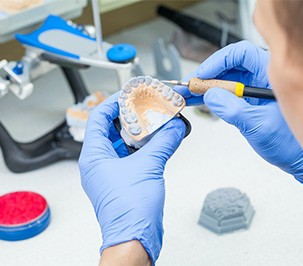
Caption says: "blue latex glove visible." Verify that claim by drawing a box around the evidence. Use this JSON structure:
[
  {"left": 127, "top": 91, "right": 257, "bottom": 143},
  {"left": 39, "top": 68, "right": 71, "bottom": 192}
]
[
  {"left": 78, "top": 92, "right": 186, "bottom": 263},
  {"left": 179, "top": 41, "right": 303, "bottom": 182},
  {"left": 174, "top": 69, "right": 205, "bottom": 106}
]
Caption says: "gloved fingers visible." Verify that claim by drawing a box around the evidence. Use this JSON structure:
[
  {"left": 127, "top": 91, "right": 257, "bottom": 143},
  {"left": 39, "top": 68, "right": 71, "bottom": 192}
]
[
  {"left": 109, "top": 122, "right": 129, "bottom": 158},
  {"left": 174, "top": 69, "right": 263, "bottom": 107},
  {"left": 134, "top": 117, "right": 186, "bottom": 165},
  {"left": 201, "top": 65, "right": 272, "bottom": 106},
  {"left": 174, "top": 41, "right": 270, "bottom": 107},
  {"left": 216, "top": 69, "right": 255, "bottom": 86},
  {"left": 197, "top": 41, "right": 269, "bottom": 81},
  {"left": 173, "top": 69, "right": 200, "bottom": 96},
  {"left": 218, "top": 68, "right": 271, "bottom": 90},
  {"left": 173, "top": 69, "right": 206, "bottom": 106},
  {"left": 87, "top": 92, "right": 120, "bottom": 138},
  {"left": 242, "top": 97, "right": 275, "bottom": 107},
  {"left": 204, "top": 88, "right": 255, "bottom": 131},
  {"left": 108, "top": 117, "right": 129, "bottom": 158},
  {"left": 217, "top": 69, "right": 274, "bottom": 106},
  {"left": 185, "top": 95, "right": 204, "bottom": 106},
  {"left": 81, "top": 92, "right": 121, "bottom": 161}
]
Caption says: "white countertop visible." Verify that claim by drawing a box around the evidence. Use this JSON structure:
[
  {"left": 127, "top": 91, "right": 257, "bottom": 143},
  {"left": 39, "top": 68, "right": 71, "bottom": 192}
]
[{"left": 1, "top": 2, "right": 303, "bottom": 265}]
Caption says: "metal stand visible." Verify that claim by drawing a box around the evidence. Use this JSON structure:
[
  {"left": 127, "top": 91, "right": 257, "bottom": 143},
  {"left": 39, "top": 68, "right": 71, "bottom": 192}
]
[
  {"left": 0, "top": 54, "right": 90, "bottom": 173},
  {"left": 153, "top": 38, "right": 181, "bottom": 80}
]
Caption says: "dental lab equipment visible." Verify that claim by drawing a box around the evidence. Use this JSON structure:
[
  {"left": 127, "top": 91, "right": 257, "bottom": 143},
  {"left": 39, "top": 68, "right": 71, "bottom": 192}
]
[
  {"left": 118, "top": 76, "right": 190, "bottom": 149},
  {"left": 162, "top": 78, "right": 276, "bottom": 100}
]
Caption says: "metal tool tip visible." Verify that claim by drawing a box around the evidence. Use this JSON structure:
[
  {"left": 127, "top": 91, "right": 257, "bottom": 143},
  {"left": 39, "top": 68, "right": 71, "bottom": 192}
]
[{"left": 161, "top": 80, "right": 189, "bottom": 86}]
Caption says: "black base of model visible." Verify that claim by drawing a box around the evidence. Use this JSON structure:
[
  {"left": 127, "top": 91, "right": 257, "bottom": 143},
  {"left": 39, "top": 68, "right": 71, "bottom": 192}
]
[{"left": 0, "top": 53, "right": 89, "bottom": 173}]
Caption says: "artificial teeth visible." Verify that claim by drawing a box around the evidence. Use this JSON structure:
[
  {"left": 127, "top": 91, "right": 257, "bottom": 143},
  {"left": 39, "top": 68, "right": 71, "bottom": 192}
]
[
  {"left": 119, "top": 98, "right": 128, "bottom": 107},
  {"left": 144, "top": 76, "right": 153, "bottom": 86},
  {"left": 174, "top": 94, "right": 181, "bottom": 100},
  {"left": 129, "top": 123, "right": 142, "bottom": 135},
  {"left": 162, "top": 86, "right": 173, "bottom": 99},
  {"left": 157, "top": 83, "right": 165, "bottom": 92},
  {"left": 137, "top": 76, "right": 145, "bottom": 84},
  {"left": 122, "top": 83, "right": 132, "bottom": 93},
  {"left": 151, "top": 79, "right": 159, "bottom": 88},
  {"left": 120, "top": 91, "right": 128, "bottom": 99},
  {"left": 173, "top": 95, "right": 184, "bottom": 106},
  {"left": 121, "top": 107, "right": 129, "bottom": 115},
  {"left": 129, "top": 77, "right": 139, "bottom": 88},
  {"left": 124, "top": 112, "right": 138, "bottom": 124},
  {"left": 118, "top": 76, "right": 186, "bottom": 149}
]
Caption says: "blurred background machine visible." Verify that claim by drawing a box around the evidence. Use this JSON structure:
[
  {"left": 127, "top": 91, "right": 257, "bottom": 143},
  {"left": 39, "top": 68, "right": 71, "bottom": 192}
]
[{"left": 0, "top": 0, "right": 266, "bottom": 173}]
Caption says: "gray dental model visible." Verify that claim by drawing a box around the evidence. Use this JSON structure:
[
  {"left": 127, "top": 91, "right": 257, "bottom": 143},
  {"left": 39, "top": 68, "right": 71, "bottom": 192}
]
[{"left": 198, "top": 188, "right": 254, "bottom": 234}]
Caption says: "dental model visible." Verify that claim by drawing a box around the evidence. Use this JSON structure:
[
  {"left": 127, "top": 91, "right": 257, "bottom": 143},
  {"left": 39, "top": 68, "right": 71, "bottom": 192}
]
[
  {"left": 198, "top": 188, "right": 255, "bottom": 234},
  {"left": 66, "top": 91, "right": 107, "bottom": 142},
  {"left": 0, "top": 0, "right": 42, "bottom": 13},
  {"left": 119, "top": 76, "right": 185, "bottom": 148}
]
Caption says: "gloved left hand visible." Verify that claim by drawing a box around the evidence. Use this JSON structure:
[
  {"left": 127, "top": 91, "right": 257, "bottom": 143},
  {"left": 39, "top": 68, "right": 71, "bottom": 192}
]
[{"left": 78, "top": 92, "right": 186, "bottom": 264}]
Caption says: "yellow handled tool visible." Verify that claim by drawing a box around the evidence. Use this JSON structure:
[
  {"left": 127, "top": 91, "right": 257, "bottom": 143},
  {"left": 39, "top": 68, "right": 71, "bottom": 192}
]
[{"left": 162, "top": 77, "right": 275, "bottom": 99}]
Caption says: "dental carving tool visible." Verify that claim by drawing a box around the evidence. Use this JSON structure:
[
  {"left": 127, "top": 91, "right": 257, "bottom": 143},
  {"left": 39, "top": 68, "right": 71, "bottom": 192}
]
[{"left": 161, "top": 78, "right": 276, "bottom": 99}]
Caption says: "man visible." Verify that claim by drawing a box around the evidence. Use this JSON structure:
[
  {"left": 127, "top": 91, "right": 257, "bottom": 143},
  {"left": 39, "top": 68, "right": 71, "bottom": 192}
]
[{"left": 79, "top": 1, "right": 303, "bottom": 265}]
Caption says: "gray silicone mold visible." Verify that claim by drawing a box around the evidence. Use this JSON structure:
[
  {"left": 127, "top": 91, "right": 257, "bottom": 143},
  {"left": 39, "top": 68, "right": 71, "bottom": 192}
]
[{"left": 198, "top": 188, "right": 254, "bottom": 234}]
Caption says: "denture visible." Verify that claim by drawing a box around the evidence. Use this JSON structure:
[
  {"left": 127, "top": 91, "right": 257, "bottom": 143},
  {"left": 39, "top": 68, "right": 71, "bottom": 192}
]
[{"left": 118, "top": 76, "right": 185, "bottom": 148}]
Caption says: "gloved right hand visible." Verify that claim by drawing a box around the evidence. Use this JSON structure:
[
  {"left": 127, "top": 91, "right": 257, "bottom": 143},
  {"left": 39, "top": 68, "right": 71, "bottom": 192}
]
[{"left": 180, "top": 41, "right": 303, "bottom": 182}]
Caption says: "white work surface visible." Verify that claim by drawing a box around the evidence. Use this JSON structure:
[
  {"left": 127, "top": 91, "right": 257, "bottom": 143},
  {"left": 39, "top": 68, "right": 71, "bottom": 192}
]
[{"left": 1, "top": 2, "right": 303, "bottom": 266}]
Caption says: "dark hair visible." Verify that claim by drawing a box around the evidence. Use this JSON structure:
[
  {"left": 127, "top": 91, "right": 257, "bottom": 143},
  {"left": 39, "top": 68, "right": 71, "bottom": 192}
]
[{"left": 273, "top": 1, "right": 303, "bottom": 63}]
